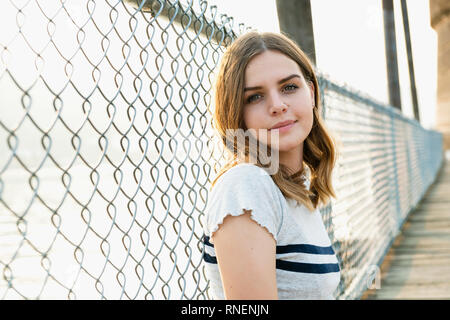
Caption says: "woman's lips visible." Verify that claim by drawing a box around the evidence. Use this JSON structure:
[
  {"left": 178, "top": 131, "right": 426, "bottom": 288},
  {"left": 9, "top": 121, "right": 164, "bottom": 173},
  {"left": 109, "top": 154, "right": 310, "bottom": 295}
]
[{"left": 269, "top": 120, "right": 297, "bottom": 133}]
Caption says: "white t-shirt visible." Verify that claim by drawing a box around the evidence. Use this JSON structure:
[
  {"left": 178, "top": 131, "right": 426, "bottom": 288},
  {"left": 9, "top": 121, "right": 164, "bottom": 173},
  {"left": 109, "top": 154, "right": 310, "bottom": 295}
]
[{"left": 202, "top": 163, "right": 341, "bottom": 299}]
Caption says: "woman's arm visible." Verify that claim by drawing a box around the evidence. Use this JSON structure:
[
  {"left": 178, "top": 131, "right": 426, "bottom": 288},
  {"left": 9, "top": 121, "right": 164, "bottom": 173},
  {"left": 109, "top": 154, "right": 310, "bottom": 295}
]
[{"left": 211, "top": 210, "right": 278, "bottom": 300}]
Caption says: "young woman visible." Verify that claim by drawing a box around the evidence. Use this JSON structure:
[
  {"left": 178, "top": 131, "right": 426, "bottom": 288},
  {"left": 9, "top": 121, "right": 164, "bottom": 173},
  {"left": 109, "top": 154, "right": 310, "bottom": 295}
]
[{"left": 202, "top": 31, "right": 341, "bottom": 300}]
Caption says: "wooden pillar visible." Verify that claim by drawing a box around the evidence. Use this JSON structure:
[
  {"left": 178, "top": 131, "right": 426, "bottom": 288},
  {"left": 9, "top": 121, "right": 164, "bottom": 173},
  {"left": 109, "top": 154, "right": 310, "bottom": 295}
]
[
  {"left": 382, "top": 0, "right": 402, "bottom": 110},
  {"left": 401, "top": 0, "right": 420, "bottom": 122},
  {"left": 430, "top": 0, "right": 450, "bottom": 150},
  {"left": 275, "top": 0, "right": 316, "bottom": 66}
]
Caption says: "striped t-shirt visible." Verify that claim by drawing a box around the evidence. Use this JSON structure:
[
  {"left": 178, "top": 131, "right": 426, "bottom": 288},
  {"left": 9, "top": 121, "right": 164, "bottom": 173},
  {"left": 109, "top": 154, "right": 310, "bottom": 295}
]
[{"left": 202, "top": 163, "right": 341, "bottom": 299}]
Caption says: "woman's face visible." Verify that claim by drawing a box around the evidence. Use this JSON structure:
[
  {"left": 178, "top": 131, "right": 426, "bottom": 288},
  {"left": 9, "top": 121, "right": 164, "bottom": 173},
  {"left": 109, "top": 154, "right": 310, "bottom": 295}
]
[{"left": 242, "top": 49, "right": 315, "bottom": 157}]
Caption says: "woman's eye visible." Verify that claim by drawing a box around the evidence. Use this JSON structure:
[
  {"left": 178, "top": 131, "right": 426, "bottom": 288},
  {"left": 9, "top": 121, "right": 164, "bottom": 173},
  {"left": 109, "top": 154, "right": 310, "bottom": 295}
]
[
  {"left": 246, "top": 94, "right": 261, "bottom": 103},
  {"left": 283, "top": 84, "right": 298, "bottom": 92}
]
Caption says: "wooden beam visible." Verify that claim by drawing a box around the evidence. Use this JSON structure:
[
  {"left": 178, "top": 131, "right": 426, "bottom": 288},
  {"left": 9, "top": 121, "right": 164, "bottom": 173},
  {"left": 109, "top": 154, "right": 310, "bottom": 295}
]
[
  {"left": 382, "top": 0, "right": 402, "bottom": 110},
  {"left": 401, "top": 0, "right": 420, "bottom": 122},
  {"left": 275, "top": 0, "right": 316, "bottom": 65}
]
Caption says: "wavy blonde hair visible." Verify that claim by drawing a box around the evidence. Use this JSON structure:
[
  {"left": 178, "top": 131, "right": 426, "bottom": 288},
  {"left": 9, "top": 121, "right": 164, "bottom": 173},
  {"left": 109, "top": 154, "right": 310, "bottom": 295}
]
[{"left": 209, "top": 31, "right": 337, "bottom": 211}]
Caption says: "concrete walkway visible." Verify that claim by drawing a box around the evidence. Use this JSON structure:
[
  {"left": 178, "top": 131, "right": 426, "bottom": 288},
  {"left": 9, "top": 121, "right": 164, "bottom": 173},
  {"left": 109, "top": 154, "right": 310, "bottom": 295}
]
[{"left": 362, "top": 151, "right": 450, "bottom": 299}]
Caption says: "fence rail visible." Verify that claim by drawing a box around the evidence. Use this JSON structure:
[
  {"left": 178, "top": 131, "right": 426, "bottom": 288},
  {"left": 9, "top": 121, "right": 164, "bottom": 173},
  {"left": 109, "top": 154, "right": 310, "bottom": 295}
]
[{"left": 0, "top": 0, "right": 444, "bottom": 299}]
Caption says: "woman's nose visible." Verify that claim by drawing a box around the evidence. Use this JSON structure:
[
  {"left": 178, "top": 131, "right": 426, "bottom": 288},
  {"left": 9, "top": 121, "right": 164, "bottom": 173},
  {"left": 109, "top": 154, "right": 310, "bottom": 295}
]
[{"left": 269, "top": 92, "right": 287, "bottom": 114}]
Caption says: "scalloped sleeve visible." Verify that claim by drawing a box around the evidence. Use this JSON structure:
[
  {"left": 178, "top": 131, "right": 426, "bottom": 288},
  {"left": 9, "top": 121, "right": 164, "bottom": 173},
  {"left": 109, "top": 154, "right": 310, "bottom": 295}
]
[{"left": 204, "top": 164, "right": 284, "bottom": 242}]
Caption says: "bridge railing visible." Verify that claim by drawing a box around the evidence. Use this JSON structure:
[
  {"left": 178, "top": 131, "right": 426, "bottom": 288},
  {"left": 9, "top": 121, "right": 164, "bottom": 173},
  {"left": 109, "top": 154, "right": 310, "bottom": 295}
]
[
  {"left": 0, "top": 0, "right": 444, "bottom": 299},
  {"left": 320, "top": 77, "right": 444, "bottom": 299}
]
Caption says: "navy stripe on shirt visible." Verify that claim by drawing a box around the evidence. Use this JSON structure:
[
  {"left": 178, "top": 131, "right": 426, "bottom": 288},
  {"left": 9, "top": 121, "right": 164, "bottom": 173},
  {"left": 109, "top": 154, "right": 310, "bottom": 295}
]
[
  {"left": 204, "top": 235, "right": 214, "bottom": 248},
  {"left": 276, "top": 244, "right": 335, "bottom": 255},
  {"left": 275, "top": 260, "right": 340, "bottom": 274},
  {"left": 202, "top": 253, "right": 340, "bottom": 274},
  {"left": 203, "top": 252, "right": 217, "bottom": 264}
]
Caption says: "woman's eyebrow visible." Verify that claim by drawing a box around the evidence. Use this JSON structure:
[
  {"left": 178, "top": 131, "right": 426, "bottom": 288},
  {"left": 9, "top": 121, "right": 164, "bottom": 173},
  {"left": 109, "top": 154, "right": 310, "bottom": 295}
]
[{"left": 244, "top": 74, "right": 302, "bottom": 92}]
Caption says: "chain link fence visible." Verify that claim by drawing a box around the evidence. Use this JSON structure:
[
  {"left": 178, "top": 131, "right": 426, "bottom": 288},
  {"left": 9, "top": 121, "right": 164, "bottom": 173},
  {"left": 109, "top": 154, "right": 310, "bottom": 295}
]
[{"left": 0, "top": 0, "right": 444, "bottom": 299}]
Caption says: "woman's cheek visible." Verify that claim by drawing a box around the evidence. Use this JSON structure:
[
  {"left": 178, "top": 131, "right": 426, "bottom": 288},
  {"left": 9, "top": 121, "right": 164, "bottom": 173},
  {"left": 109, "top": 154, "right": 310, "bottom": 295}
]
[{"left": 301, "top": 110, "right": 314, "bottom": 136}]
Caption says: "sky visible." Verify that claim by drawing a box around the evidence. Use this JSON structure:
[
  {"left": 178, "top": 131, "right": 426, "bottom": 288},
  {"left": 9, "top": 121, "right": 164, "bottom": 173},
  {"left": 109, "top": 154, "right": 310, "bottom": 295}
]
[{"left": 207, "top": 0, "right": 438, "bottom": 130}]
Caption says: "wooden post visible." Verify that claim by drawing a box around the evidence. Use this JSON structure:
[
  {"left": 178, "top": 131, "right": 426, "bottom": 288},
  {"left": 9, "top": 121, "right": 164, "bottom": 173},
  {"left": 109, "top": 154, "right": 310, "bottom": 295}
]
[
  {"left": 382, "top": 0, "right": 402, "bottom": 110},
  {"left": 401, "top": 0, "right": 420, "bottom": 122},
  {"left": 275, "top": 0, "right": 316, "bottom": 66},
  {"left": 430, "top": 0, "right": 450, "bottom": 151}
]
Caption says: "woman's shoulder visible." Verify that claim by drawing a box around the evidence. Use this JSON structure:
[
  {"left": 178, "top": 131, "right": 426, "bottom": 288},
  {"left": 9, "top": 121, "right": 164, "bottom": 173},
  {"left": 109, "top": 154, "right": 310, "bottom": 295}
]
[
  {"left": 212, "top": 162, "right": 273, "bottom": 189},
  {"left": 205, "top": 162, "right": 285, "bottom": 240},
  {"left": 224, "top": 162, "right": 270, "bottom": 176}
]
